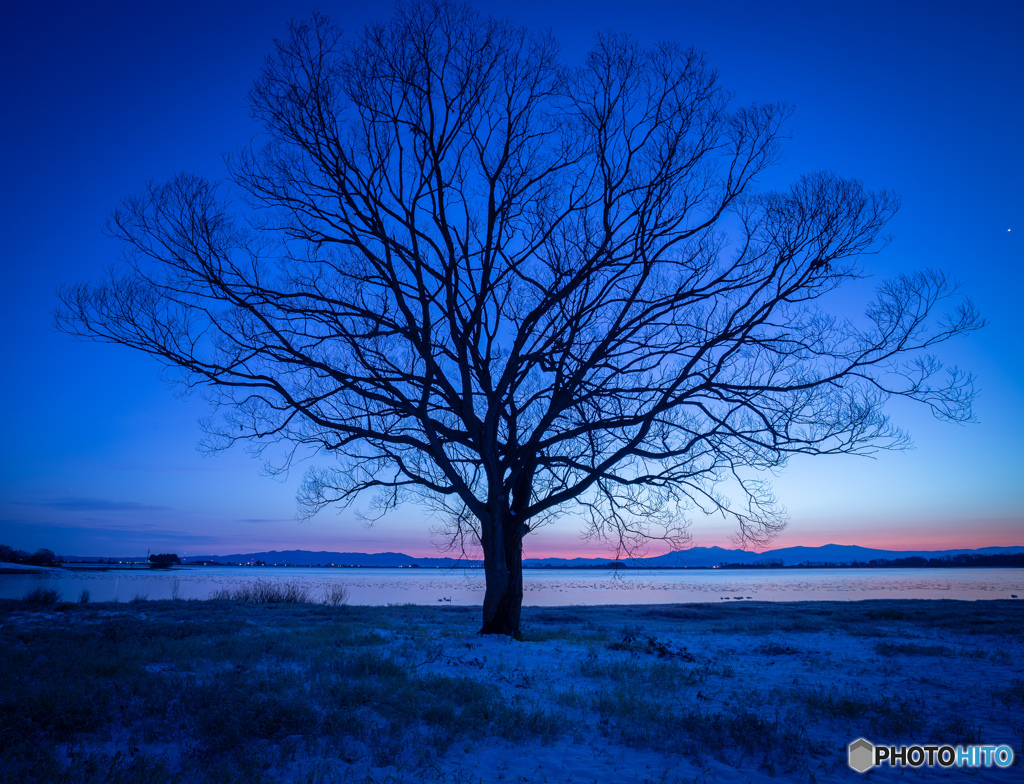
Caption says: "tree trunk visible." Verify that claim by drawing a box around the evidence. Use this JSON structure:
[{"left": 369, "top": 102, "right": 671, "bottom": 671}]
[{"left": 479, "top": 516, "right": 525, "bottom": 637}]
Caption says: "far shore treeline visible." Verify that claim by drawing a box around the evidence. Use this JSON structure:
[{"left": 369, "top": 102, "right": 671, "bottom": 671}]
[
  {"left": 2, "top": 544, "right": 1023, "bottom": 570},
  {"left": 0, "top": 546, "right": 56, "bottom": 567},
  {"left": 715, "top": 553, "right": 1024, "bottom": 569}
]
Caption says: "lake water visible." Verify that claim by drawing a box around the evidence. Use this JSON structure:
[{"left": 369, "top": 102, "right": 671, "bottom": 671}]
[{"left": 1, "top": 566, "right": 1021, "bottom": 605}]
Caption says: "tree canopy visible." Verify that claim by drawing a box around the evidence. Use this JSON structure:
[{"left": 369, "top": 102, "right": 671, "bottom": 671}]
[{"left": 57, "top": 0, "right": 981, "bottom": 635}]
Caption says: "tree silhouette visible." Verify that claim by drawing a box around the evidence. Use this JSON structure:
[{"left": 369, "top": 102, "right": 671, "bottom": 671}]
[
  {"left": 29, "top": 548, "right": 56, "bottom": 567},
  {"left": 57, "top": 0, "right": 982, "bottom": 635},
  {"left": 148, "top": 553, "right": 181, "bottom": 567}
]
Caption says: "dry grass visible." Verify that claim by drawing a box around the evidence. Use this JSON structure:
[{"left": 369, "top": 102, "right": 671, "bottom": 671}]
[
  {"left": 209, "top": 580, "right": 315, "bottom": 603},
  {"left": 0, "top": 598, "right": 1020, "bottom": 783},
  {"left": 21, "top": 587, "right": 61, "bottom": 604}
]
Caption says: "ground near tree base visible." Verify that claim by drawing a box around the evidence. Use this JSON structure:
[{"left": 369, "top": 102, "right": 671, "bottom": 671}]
[{"left": 1, "top": 597, "right": 1022, "bottom": 783}]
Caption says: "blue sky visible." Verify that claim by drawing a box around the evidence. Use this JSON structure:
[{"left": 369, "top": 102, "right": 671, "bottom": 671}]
[{"left": 1, "top": 0, "right": 1021, "bottom": 557}]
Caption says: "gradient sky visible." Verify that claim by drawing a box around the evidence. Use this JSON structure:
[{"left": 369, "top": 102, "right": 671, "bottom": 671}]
[{"left": 1, "top": 0, "right": 1021, "bottom": 558}]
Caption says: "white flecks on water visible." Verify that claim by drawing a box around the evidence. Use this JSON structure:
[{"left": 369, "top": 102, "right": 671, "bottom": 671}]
[{"left": 1, "top": 565, "right": 1021, "bottom": 604}]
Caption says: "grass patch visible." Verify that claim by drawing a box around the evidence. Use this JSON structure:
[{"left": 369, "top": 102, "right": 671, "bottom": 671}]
[
  {"left": 0, "top": 600, "right": 561, "bottom": 781},
  {"left": 994, "top": 678, "right": 1024, "bottom": 707},
  {"left": 932, "top": 714, "right": 983, "bottom": 744},
  {"left": 1, "top": 597, "right": 1020, "bottom": 782},
  {"left": 209, "top": 579, "right": 314, "bottom": 603},
  {"left": 322, "top": 582, "right": 349, "bottom": 606},
  {"left": 208, "top": 580, "right": 350, "bottom": 606},
  {"left": 875, "top": 641, "right": 952, "bottom": 657},
  {"left": 591, "top": 684, "right": 825, "bottom": 771},
  {"left": 606, "top": 624, "right": 697, "bottom": 659},
  {"left": 22, "top": 587, "right": 60, "bottom": 604},
  {"left": 798, "top": 686, "right": 878, "bottom": 719},
  {"left": 754, "top": 641, "right": 801, "bottom": 656},
  {"left": 871, "top": 697, "right": 925, "bottom": 738}
]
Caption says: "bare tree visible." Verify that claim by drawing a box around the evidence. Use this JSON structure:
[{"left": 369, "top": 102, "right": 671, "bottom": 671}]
[{"left": 57, "top": 0, "right": 981, "bottom": 636}]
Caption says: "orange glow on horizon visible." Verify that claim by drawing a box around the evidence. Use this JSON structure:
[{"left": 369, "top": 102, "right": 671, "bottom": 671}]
[
  {"left": 509, "top": 516, "right": 1024, "bottom": 560},
  {"left": 223, "top": 515, "right": 1022, "bottom": 561}
]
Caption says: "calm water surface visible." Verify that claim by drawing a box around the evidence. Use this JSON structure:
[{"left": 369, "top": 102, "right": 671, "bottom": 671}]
[{"left": 1, "top": 566, "right": 1021, "bottom": 605}]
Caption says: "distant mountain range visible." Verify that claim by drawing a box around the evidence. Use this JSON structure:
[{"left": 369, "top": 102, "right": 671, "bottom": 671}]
[{"left": 163, "top": 544, "right": 1024, "bottom": 568}]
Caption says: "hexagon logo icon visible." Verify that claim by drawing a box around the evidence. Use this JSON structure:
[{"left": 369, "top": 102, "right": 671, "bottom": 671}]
[{"left": 848, "top": 738, "right": 874, "bottom": 773}]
